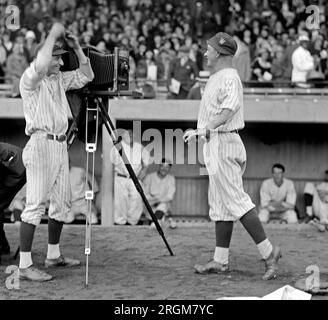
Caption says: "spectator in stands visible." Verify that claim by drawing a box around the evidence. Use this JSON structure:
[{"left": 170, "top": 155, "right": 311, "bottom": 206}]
[
  {"left": 190, "top": 41, "right": 204, "bottom": 71},
  {"left": 34, "top": 21, "right": 47, "bottom": 44},
  {"left": 291, "top": 34, "right": 314, "bottom": 88},
  {"left": 2, "top": 31, "right": 13, "bottom": 55},
  {"left": 167, "top": 45, "right": 198, "bottom": 99},
  {"left": 233, "top": 32, "right": 251, "bottom": 82},
  {"left": 66, "top": 165, "right": 99, "bottom": 225},
  {"left": 14, "top": 32, "right": 31, "bottom": 64},
  {"left": 259, "top": 163, "right": 298, "bottom": 224},
  {"left": 271, "top": 45, "right": 286, "bottom": 84},
  {"left": 303, "top": 170, "right": 328, "bottom": 231},
  {"left": 6, "top": 43, "right": 29, "bottom": 98},
  {"left": 187, "top": 70, "right": 210, "bottom": 100},
  {"left": 155, "top": 49, "right": 171, "bottom": 80},
  {"left": 143, "top": 158, "right": 176, "bottom": 229},
  {"left": 111, "top": 129, "right": 150, "bottom": 226},
  {"left": 251, "top": 48, "right": 273, "bottom": 86}
]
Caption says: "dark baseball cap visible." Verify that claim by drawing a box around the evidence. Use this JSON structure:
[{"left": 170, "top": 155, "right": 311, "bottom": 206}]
[
  {"left": 207, "top": 32, "right": 238, "bottom": 56},
  {"left": 33, "top": 42, "right": 68, "bottom": 59}
]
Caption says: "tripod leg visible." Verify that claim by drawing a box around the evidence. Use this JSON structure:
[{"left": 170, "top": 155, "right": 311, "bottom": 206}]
[
  {"left": 97, "top": 98, "right": 174, "bottom": 256},
  {"left": 84, "top": 99, "right": 100, "bottom": 285}
]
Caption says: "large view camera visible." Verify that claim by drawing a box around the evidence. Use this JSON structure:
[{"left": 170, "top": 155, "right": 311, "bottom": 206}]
[{"left": 62, "top": 46, "right": 130, "bottom": 91}]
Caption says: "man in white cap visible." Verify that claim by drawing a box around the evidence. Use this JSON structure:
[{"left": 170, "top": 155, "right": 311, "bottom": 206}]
[{"left": 291, "top": 34, "right": 314, "bottom": 88}]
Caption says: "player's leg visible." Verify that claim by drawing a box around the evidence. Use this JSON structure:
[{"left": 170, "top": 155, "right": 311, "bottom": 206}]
[
  {"left": 114, "top": 176, "right": 129, "bottom": 225},
  {"left": 194, "top": 174, "right": 232, "bottom": 274},
  {"left": 19, "top": 139, "right": 53, "bottom": 281},
  {"left": 127, "top": 179, "right": 143, "bottom": 225},
  {"left": 215, "top": 134, "right": 281, "bottom": 280},
  {"left": 46, "top": 147, "right": 79, "bottom": 267}
]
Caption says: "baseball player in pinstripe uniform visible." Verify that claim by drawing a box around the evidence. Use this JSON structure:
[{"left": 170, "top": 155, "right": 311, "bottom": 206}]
[
  {"left": 18, "top": 22, "right": 94, "bottom": 281},
  {"left": 183, "top": 32, "right": 281, "bottom": 280}
]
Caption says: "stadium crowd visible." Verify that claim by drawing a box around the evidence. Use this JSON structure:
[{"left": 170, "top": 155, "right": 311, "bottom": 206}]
[{"left": 0, "top": 0, "right": 328, "bottom": 97}]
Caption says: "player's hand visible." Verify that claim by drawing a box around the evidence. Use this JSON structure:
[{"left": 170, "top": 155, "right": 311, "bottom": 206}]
[
  {"left": 65, "top": 32, "right": 81, "bottom": 50},
  {"left": 50, "top": 22, "right": 66, "bottom": 39},
  {"left": 183, "top": 129, "right": 198, "bottom": 144}
]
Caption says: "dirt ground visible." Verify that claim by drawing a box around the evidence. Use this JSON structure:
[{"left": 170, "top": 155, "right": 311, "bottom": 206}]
[{"left": 0, "top": 222, "right": 327, "bottom": 300}]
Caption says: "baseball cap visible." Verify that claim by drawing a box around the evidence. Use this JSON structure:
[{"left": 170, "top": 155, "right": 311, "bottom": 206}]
[
  {"left": 207, "top": 32, "right": 238, "bottom": 56},
  {"left": 33, "top": 42, "right": 68, "bottom": 59}
]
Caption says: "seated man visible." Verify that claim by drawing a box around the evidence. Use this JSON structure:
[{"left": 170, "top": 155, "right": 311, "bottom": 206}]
[
  {"left": 143, "top": 158, "right": 176, "bottom": 228},
  {"left": 66, "top": 165, "right": 99, "bottom": 225},
  {"left": 304, "top": 169, "right": 328, "bottom": 230},
  {"left": 259, "top": 163, "right": 298, "bottom": 224}
]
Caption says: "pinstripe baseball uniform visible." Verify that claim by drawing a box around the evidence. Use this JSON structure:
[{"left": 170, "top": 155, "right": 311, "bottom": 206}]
[
  {"left": 197, "top": 68, "right": 255, "bottom": 221},
  {"left": 19, "top": 60, "right": 92, "bottom": 226}
]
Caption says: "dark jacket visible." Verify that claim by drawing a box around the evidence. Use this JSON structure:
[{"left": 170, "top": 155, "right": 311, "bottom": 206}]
[
  {"left": 167, "top": 58, "right": 199, "bottom": 92},
  {"left": 0, "top": 142, "right": 26, "bottom": 191}
]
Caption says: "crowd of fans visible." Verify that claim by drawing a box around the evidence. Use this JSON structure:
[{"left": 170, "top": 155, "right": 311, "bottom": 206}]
[{"left": 0, "top": 0, "right": 328, "bottom": 97}]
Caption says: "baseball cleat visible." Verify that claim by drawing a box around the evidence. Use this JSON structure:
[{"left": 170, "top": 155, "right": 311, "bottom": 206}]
[
  {"left": 18, "top": 266, "right": 53, "bottom": 282},
  {"left": 44, "top": 255, "right": 81, "bottom": 268},
  {"left": 194, "top": 260, "right": 229, "bottom": 274},
  {"left": 262, "top": 246, "right": 282, "bottom": 280}
]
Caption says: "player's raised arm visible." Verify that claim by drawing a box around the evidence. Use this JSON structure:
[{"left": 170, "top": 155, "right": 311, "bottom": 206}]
[{"left": 35, "top": 23, "right": 65, "bottom": 74}]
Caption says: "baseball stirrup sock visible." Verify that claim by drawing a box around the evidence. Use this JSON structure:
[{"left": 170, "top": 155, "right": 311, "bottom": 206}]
[
  {"left": 213, "top": 247, "right": 229, "bottom": 265},
  {"left": 19, "top": 252, "right": 32, "bottom": 269},
  {"left": 47, "top": 244, "right": 61, "bottom": 260},
  {"left": 257, "top": 239, "right": 273, "bottom": 260}
]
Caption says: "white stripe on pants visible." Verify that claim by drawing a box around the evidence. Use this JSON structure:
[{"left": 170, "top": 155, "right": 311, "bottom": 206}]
[
  {"left": 204, "top": 132, "right": 255, "bottom": 221},
  {"left": 114, "top": 176, "right": 143, "bottom": 225},
  {"left": 21, "top": 134, "right": 71, "bottom": 225}
]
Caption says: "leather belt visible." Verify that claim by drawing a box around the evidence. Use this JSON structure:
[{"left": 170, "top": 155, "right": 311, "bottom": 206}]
[
  {"left": 116, "top": 173, "right": 130, "bottom": 179},
  {"left": 46, "top": 134, "right": 67, "bottom": 142}
]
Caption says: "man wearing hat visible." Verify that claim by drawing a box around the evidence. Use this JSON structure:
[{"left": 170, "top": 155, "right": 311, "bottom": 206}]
[
  {"left": 18, "top": 22, "right": 94, "bottom": 281},
  {"left": 183, "top": 32, "right": 281, "bottom": 280},
  {"left": 167, "top": 45, "right": 199, "bottom": 99},
  {"left": 291, "top": 34, "right": 314, "bottom": 88}
]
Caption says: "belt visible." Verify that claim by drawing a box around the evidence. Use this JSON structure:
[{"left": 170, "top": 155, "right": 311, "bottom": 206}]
[
  {"left": 116, "top": 173, "right": 130, "bottom": 179},
  {"left": 46, "top": 134, "right": 67, "bottom": 142},
  {"left": 218, "top": 130, "right": 239, "bottom": 134}
]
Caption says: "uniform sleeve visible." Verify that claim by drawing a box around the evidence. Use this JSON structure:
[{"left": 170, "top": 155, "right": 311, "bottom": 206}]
[
  {"left": 216, "top": 77, "right": 241, "bottom": 112},
  {"left": 260, "top": 180, "right": 271, "bottom": 208},
  {"left": 286, "top": 180, "right": 297, "bottom": 206},
  {"left": 20, "top": 61, "right": 47, "bottom": 92},
  {"left": 60, "top": 68, "right": 91, "bottom": 92}
]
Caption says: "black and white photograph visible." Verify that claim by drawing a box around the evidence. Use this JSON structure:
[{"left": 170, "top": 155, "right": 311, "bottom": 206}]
[{"left": 0, "top": 0, "right": 328, "bottom": 307}]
